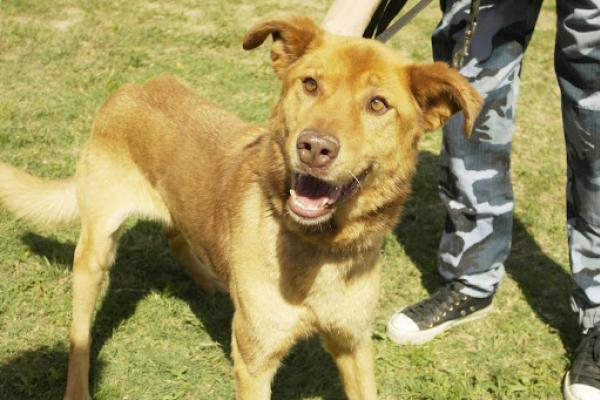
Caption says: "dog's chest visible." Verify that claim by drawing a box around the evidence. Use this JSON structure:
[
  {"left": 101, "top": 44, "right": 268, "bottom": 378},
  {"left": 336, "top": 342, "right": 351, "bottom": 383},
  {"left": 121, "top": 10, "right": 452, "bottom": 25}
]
[
  {"left": 230, "top": 190, "right": 380, "bottom": 339},
  {"left": 304, "top": 261, "right": 380, "bottom": 334}
]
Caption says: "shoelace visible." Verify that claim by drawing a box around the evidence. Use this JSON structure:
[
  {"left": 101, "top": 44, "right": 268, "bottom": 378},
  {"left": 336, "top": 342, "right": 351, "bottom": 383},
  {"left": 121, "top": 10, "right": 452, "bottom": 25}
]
[{"left": 405, "top": 283, "right": 466, "bottom": 323}]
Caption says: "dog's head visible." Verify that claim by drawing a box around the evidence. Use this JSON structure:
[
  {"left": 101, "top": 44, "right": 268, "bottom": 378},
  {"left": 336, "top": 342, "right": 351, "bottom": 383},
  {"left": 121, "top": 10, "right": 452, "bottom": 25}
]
[{"left": 243, "top": 16, "right": 482, "bottom": 248}]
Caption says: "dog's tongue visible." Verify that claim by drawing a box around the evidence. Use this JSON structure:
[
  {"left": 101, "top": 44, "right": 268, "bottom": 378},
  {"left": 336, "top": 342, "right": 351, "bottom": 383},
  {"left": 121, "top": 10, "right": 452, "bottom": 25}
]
[{"left": 289, "top": 174, "right": 341, "bottom": 219}]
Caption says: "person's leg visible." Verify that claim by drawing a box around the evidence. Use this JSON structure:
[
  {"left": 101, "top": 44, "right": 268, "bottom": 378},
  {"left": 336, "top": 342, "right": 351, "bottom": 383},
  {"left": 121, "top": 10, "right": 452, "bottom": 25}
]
[
  {"left": 435, "top": 0, "right": 544, "bottom": 298},
  {"left": 555, "top": 0, "right": 600, "bottom": 398},
  {"left": 388, "top": 0, "right": 543, "bottom": 345}
]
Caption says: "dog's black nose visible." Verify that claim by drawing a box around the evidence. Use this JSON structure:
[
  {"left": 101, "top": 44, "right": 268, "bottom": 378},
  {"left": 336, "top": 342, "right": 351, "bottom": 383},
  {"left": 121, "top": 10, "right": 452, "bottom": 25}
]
[{"left": 296, "top": 130, "right": 339, "bottom": 169}]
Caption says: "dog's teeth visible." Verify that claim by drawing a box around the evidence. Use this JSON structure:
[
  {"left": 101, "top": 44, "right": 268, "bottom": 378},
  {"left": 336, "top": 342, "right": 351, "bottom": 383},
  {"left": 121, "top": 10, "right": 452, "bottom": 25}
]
[
  {"left": 290, "top": 194, "right": 326, "bottom": 212},
  {"left": 295, "top": 198, "right": 320, "bottom": 211}
]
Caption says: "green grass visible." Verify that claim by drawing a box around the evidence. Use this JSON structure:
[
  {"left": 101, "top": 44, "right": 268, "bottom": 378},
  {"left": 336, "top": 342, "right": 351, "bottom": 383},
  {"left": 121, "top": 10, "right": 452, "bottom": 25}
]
[{"left": 0, "top": 0, "right": 574, "bottom": 399}]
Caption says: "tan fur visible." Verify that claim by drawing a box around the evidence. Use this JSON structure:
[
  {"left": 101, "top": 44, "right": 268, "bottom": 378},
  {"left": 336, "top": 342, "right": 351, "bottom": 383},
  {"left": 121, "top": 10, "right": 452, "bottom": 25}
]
[
  {"left": 0, "top": 16, "right": 481, "bottom": 400},
  {"left": 0, "top": 162, "right": 79, "bottom": 227}
]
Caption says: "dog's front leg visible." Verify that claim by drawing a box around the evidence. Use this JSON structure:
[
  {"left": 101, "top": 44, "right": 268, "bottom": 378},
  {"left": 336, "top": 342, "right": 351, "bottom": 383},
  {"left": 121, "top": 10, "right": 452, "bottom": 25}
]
[
  {"left": 230, "top": 311, "right": 290, "bottom": 400},
  {"left": 322, "top": 335, "right": 378, "bottom": 400}
]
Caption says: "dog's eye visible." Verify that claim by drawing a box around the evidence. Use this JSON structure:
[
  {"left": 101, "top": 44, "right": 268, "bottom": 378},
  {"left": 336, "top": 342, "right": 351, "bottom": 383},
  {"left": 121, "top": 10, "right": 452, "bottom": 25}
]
[
  {"left": 302, "top": 77, "right": 318, "bottom": 95},
  {"left": 369, "top": 96, "right": 389, "bottom": 114}
]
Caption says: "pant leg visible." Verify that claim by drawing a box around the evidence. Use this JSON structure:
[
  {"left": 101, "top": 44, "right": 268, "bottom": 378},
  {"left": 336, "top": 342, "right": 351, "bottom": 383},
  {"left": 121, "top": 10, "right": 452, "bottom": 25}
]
[
  {"left": 554, "top": 0, "right": 600, "bottom": 330},
  {"left": 432, "top": 0, "right": 543, "bottom": 298}
]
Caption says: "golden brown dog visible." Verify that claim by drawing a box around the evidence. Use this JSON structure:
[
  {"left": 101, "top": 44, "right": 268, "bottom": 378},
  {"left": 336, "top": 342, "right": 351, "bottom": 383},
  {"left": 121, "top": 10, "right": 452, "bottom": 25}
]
[{"left": 0, "top": 16, "right": 481, "bottom": 400}]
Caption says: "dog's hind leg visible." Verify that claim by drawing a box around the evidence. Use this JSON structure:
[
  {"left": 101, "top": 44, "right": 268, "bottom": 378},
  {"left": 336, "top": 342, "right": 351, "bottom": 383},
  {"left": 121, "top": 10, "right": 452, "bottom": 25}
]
[
  {"left": 163, "top": 228, "right": 228, "bottom": 294},
  {"left": 64, "top": 148, "right": 173, "bottom": 400},
  {"left": 64, "top": 216, "right": 123, "bottom": 400}
]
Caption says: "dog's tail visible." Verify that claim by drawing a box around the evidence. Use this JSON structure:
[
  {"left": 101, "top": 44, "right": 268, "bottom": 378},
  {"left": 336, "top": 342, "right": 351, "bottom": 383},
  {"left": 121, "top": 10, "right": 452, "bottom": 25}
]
[{"left": 0, "top": 161, "right": 79, "bottom": 227}]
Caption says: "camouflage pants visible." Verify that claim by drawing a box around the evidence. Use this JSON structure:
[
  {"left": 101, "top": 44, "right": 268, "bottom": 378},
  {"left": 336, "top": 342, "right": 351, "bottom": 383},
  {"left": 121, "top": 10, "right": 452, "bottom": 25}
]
[{"left": 433, "top": 0, "right": 600, "bottom": 329}]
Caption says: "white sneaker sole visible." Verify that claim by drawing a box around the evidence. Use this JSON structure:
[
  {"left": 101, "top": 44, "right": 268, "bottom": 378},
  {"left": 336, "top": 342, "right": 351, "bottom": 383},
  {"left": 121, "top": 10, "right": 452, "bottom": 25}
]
[
  {"left": 562, "top": 371, "right": 600, "bottom": 400},
  {"left": 386, "top": 303, "right": 494, "bottom": 345},
  {"left": 564, "top": 372, "right": 577, "bottom": 400}
]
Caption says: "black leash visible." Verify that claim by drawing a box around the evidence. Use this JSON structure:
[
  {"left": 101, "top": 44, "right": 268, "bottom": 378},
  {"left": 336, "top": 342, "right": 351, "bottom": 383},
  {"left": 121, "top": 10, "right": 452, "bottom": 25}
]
[
  {"left": 373, "top": 0, "right": 434, "bottom": 43},
  {"left": 364, "top": 0, "right": 409, "bottom": 39},
  {"left": 365, "top": 0, "right": 481, "bottom": 70}
]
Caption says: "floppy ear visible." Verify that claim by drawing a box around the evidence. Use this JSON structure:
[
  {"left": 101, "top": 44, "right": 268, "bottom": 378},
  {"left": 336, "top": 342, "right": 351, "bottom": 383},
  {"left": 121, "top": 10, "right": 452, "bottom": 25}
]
[
  {"left": 242, "top": 16, "right": 322, "bottom": 79},
  {"left": 409, "top": 62, "right": 483, "bottom": 137}
]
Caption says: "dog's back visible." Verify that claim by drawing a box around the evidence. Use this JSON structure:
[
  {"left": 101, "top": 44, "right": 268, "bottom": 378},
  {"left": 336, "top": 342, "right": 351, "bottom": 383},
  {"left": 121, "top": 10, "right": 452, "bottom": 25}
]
[
  {"left": 0, "top": 74, "right": 260, "bottom": 251},
  {"left": 90, "top": 74, "right": 257, "bottom": 185}
]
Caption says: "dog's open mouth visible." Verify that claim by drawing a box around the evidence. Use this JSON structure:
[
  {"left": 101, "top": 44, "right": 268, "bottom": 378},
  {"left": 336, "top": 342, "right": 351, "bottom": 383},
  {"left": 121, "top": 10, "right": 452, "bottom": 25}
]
[{"left": 288, "top": 171, "right": 368, "bottom": 222}]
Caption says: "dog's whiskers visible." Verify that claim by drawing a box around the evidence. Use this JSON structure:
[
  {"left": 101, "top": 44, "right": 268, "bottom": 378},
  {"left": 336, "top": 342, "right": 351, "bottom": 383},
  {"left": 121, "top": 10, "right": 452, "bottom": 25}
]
[{"left": 348, "top": 170, "right": 362, "bottom": 190}]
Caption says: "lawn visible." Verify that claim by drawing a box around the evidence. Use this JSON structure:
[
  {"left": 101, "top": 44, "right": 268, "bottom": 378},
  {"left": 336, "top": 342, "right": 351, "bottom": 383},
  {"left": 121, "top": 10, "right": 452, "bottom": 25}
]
[{"left": 0, "top": 0, "right": 574, "bottom": 399}]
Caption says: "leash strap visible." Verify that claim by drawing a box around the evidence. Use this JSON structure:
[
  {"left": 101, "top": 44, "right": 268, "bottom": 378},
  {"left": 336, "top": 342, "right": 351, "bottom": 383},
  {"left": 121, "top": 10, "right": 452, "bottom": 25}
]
[
  {"left": 375, "top": 0, "right": 434, "bottom": 43},
  {"left": 452, "top": 0, "right": 481, "bottom": 69},
  {"left": 364, "top": 0, "right": 409, "bottom": 39}
]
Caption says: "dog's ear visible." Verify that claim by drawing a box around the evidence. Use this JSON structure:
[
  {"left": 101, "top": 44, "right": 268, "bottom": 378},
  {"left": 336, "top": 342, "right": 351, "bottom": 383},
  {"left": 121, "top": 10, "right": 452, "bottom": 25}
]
[
  {"left": 243, "top": 16, "right": 322, "bottom": 79},
  {"left": 409, "top": 62, "right": 482, "bottom": 137}
]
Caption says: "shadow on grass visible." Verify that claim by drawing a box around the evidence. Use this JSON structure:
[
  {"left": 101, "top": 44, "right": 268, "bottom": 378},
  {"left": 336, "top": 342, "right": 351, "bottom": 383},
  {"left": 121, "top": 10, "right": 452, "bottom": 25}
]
[
  {"left": 394, "top": 150, "right": 579, "bottom": 351},
  {"left": 21, "top": 231, "right": 75, "bottom": 268},
  {"left": 5, "top": 221, "right": 345, "bottom": 399},
  {"left": 273, "top": 337, "right": 345, "bottom": 400},
  {"left": 0, "top": 344, "right": 76, "bottom": 400}
]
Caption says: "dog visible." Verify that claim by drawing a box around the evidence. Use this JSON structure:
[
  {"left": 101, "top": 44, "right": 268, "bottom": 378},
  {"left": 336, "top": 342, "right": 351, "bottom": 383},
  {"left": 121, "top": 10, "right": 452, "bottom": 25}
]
[{"left": 0, "top": 16, "right": 481, "bottom": 400}]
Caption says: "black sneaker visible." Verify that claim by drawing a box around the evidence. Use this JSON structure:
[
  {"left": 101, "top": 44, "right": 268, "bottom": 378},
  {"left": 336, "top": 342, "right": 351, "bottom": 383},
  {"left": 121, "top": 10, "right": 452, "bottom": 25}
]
[
  {"left": 563, "top": 325, "right": 600, "bottom": 400},
  {"left": 386, "top": 281, "right": 493, "bottom": 345}
]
